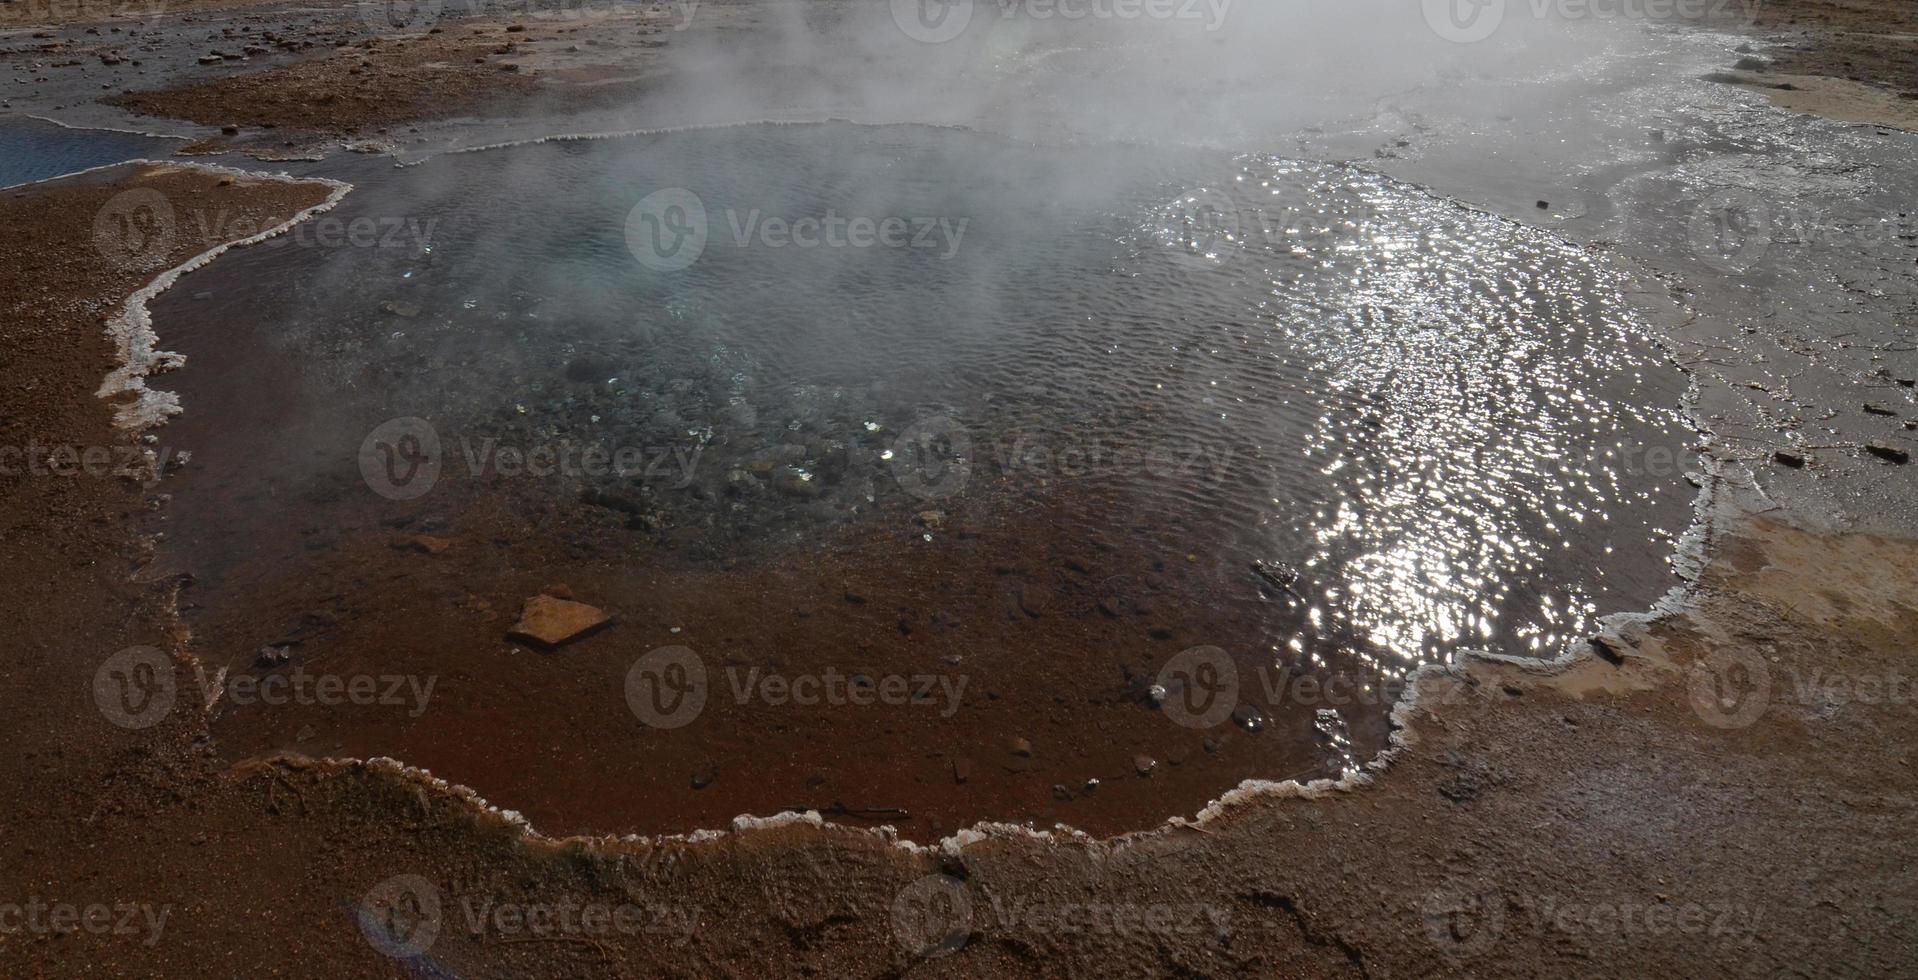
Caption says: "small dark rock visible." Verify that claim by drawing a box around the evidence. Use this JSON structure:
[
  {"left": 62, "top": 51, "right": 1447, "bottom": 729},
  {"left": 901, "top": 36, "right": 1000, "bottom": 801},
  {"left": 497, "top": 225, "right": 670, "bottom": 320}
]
[
  {"left": 1772, "top": 450, "right": 1806, "bottom": 469},
  {"left": 1232, "top": 704, "right": 1265, "bottom": 732},
  {"left": 1865, "top": 444, "right": 1910, "bottom": 465},
  {"left": 1588, "top": 635, "right": 1625, "bottom": 666}
]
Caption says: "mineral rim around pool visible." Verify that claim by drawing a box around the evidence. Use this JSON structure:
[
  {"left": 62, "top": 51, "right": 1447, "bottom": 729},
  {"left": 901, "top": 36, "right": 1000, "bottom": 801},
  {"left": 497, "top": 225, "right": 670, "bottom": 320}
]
[{"left": 146, "top": 123, "right": 1694, "bottom": 838}]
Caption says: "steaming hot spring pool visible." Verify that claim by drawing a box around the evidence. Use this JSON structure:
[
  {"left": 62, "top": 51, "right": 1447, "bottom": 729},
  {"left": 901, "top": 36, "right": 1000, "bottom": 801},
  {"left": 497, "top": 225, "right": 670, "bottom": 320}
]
[{"left": 148, "top": 122, "right": 1694, "bottom": 837}]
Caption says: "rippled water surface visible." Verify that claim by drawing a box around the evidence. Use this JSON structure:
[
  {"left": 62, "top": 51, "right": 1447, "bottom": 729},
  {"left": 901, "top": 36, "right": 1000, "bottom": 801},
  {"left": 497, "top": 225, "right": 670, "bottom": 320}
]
[
  {"left": 150, "top": 123, "right": 1694, "bottom": 829},
  {"left": 0, "top": 118, "right": 169, "bottom": 187},
  {"left": 166, "top": 122, "right": 1693, "bottom": 668}
]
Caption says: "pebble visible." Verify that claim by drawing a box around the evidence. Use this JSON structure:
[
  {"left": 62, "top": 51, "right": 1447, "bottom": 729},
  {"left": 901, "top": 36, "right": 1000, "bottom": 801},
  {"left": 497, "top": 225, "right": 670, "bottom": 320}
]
[
  {"left": 1009, "top": 737, "right": 1032, "bottom": 757},
  {"left": 507, "top": 594, "right": 611, "bottom": 648},
  {"left": 1232, "top": 704, "right": 1266, "bottom": 732}
]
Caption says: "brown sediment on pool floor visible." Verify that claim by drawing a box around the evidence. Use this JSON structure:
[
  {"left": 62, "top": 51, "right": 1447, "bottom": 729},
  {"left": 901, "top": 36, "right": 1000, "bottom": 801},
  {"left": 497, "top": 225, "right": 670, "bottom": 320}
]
[{"left": 163, "top": 460, "right": 1369, "bottom": 841}]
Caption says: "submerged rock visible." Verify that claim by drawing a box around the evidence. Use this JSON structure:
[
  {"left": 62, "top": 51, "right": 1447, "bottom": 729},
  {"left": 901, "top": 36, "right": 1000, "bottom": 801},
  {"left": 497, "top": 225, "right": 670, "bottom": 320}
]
[
  {"left": 1252, "top": 560, "right": 1299, "bottom": 590},
  {"left": 393, "top": 534, "right": 450, "bottom": 555},
  {"left": 507, "top": 594, "right": 611, "bottom": 648},
  {"left": 770, "top": 466, "right": 821, "bottom": 498}
]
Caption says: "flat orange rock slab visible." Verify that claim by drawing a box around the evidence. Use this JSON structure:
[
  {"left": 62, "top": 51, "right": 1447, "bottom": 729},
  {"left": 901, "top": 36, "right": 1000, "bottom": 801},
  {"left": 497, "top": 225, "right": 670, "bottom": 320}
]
[{"left": 507, "top": 595, "right": 612, "bottom": 648}]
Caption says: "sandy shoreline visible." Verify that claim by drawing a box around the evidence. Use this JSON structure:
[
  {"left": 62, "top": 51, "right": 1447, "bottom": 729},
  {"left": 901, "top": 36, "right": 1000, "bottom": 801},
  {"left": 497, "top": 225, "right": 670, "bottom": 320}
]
[{"left": 2, "top": 1, "right": 1916, "bottom": 977}]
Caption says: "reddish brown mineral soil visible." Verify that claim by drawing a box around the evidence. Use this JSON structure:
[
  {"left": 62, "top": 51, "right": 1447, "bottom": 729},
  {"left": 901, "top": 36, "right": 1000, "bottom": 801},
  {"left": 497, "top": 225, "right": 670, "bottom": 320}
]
[{"left": 150, "top": 434, "right": 1357, "bottom": 840}]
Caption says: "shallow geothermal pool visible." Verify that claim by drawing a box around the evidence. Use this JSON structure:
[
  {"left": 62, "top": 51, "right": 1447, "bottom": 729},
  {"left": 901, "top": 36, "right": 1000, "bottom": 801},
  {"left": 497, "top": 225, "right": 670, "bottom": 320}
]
[{"left": 146, "top": 122, "right": 1695, "bottom": 836}]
